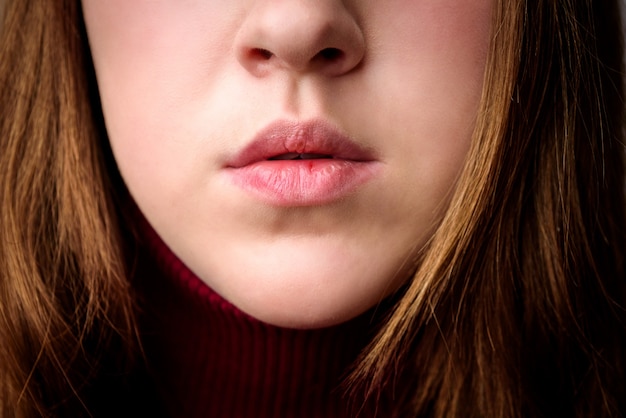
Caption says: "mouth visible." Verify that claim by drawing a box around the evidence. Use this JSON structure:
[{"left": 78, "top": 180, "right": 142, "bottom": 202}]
[
  {"left": 224, "top": 120, "right": 381, "bottom": 206},
  {"left": 268, "top": 153, "right": 333, "bottom": 160}
]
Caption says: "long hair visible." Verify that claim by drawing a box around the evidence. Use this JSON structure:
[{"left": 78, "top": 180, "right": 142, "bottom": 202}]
[
  {"left": 0, "top": 0, "right": 137, "bottom": 416},
  {"left": 353, "top": 0, "right": 626, "bottom": 417},
  {"left": 0, "top": 0, "right": 624, "bottom": 417}
]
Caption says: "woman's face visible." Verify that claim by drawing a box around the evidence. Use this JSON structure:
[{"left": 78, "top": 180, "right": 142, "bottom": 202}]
[{"left": 83, "top": 0, "right": 492, "bottom": 328}]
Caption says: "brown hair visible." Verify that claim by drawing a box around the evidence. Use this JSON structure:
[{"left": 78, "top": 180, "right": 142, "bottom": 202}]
[
  {"left": 354, "top": 0, "right": 626, "bottom": 416},
  {"left": 0, "top": 0, "right": 624, "bottom": 417},
  {"left": 0, "top": 0, "right": 137, "bottom": 416}
]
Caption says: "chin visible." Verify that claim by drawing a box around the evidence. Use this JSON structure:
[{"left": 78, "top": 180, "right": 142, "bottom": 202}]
[
  {"left": 195, "top": 247, "right": 412, "bottom": 329},
  {"left": 228, "top": 282, "right": 389, "bottom": 329}
]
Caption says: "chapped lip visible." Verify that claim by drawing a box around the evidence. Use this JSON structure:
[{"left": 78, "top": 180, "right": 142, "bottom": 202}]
[
  {"left": 224, "top": 119, "right": 380, "bottom": 206},
  {"left": 225, "top": 119, "right": 378, "bottom": 168}
]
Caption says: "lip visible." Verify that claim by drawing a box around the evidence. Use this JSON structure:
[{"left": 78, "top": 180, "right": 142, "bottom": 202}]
[{"left": 224, "top": 119, "right": 381, "bottom": 206}]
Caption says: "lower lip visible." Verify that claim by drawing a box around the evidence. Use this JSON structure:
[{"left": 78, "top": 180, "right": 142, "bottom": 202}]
[{"left": 226, "top": 159, "right": 380, "bottom": 206}]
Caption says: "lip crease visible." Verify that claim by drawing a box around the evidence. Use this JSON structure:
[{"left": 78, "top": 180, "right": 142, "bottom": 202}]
[{"left": 224, "top": 119, "right": 381, "bottom": 206}]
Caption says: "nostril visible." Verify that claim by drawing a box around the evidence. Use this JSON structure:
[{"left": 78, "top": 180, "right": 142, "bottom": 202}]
[
  {"left": 250, "top": 48, "right": 273, "bottom": 60},
  {"left": 316, "top": 48, "right": 344, "bottom": 61}
]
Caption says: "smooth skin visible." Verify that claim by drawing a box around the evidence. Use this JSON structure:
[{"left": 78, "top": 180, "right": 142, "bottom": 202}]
[{"left": 83, "top": 0, "right": 492, "bottom": 328}]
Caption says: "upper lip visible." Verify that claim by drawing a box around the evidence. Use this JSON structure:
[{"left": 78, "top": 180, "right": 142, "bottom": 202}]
[{"left": 226, "top": 119, "right": 377, "bottom": 168}]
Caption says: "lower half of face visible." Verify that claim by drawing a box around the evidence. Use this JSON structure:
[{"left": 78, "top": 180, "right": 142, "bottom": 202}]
[{"left": 83, "top": 0, "right": 492, "bottom": 328}]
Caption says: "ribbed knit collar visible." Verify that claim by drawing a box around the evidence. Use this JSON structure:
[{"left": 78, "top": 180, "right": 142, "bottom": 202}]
[{"left": 132, "top": 218, "right": 390, "bottom": 418}]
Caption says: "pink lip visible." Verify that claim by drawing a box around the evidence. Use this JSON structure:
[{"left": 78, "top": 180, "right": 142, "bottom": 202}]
[{"left": 224, "top": 120, "right": 381, "bottom": 206}]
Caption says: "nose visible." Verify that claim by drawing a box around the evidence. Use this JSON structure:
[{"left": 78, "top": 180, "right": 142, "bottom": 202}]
[{"left": 235, "top": 0, "right": 365, "bottom": 77}]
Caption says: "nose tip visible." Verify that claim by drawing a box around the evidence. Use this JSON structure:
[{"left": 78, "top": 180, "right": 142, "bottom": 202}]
[{"left": 235, "top": 1, "right": 365, "bottom": 77}]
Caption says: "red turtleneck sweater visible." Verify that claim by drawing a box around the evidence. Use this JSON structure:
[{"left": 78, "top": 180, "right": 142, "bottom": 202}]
[{"left": 132, "top": 221, "right": 392, "bottom": 418}]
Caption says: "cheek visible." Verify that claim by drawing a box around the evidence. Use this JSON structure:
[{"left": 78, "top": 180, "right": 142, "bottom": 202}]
[
  {"left": 359, "top": 0, "right": 491, "bottom": 227},
  {"left": 82, "top": 1, "right": 235, "bottom": 61},
  {"left": 350, "top": 0, "right": 491, "bottom": 194},
  {"left": 82, "top": 0, "right": 240, "bottom": 144},
  {"left": 373, "top": 0, "right": 491, "bottom": 103},
  {"left": 83, "top": 0, "right": 239, "bottom": 199}
]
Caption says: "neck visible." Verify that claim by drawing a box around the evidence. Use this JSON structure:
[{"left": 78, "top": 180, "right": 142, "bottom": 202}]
[{"left": 133, "top": 219, "right": 390, "bottom": 418}]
